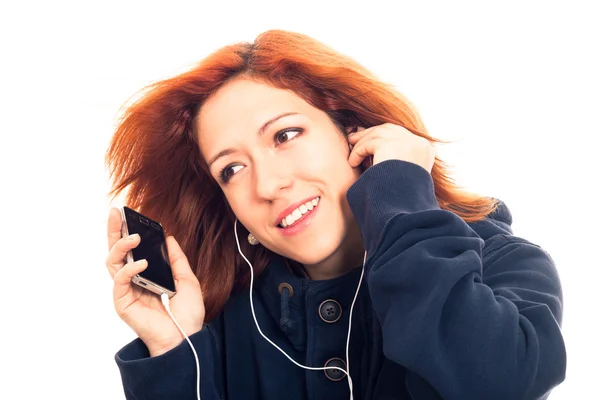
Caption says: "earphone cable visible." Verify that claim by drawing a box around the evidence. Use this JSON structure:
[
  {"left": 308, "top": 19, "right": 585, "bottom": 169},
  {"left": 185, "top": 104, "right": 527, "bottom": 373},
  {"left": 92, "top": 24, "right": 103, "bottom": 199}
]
[{"left": 161, "top": 293, "right": 201, "bottom": 400}]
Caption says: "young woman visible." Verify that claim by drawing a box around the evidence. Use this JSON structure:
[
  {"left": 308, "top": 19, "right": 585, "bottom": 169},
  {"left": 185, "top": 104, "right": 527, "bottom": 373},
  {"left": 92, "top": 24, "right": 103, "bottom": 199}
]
[{"left": 105, "top": 30, "right": 566, "bottom": 400}]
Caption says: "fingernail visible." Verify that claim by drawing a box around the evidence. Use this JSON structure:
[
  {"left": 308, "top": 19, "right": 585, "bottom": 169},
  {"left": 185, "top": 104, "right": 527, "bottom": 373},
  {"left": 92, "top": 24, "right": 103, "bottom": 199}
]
[
  {"left": 127, "top": 233, "right": 139, "bottom": 240},
  {"left": 135, "top": 259, "right": 147, "bottom": 266}
]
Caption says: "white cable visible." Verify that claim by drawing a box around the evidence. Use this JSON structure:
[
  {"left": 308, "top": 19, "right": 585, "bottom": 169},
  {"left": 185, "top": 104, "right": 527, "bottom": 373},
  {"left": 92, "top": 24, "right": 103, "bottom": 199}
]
[
  {"left": 345, "top": 251, "right": 366, "bottom": 390},
  {"left": 161, "top": 293, "right": 201, "bottom": 400},
  {"left": 234, "top": 219, "right": 366, "bottom": 400}
]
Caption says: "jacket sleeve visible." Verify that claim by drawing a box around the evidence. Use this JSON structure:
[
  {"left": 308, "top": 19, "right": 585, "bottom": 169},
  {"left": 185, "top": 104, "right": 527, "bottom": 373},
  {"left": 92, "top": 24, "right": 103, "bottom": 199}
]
[
  {"left": 115, "top": 321, "right": 224, "bottom": 400},
  {"left": 346, "top": 159, "right": 566, "bottom": 400}
]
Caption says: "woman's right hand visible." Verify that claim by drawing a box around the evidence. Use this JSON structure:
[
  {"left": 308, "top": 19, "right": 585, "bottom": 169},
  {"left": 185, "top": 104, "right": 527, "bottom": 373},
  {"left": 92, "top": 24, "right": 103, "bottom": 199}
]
[{"left": 105, "top": 208, "right": 205, "bottom": 357}]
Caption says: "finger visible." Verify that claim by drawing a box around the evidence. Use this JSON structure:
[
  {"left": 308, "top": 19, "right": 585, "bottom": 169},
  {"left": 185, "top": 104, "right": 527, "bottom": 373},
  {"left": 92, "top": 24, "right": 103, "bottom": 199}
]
[
  {"left": 346, "top": 126, "right": 372, "bottom": 143},
  {"left": 107, "top": 207, "right": 124, "bottom": 251},
  {"left": 165, "top": 236, "right": 196, "bottom": 280},
  {"left": 348, "top": 137, "right": 382, "bottom": 168},
  {"left": 348, "top": 123, "right": 414, "bottom": 144},
  {"left": 113, "top": 259, "right": 148, "bottom": 302},
  {"left": 106, "top": 233, "right": 141, "bottom": 279}
]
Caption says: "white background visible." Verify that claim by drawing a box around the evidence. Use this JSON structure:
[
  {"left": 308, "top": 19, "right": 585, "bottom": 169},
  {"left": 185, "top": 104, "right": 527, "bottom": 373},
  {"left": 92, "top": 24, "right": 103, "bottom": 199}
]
[{"left": 1, "top": 1, "right": 597, "bottom": 398}]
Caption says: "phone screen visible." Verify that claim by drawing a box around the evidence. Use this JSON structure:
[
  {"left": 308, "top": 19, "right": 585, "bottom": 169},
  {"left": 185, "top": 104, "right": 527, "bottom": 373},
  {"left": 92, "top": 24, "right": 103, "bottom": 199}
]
[{"left": 123, "top": 206, "right": 176, "bottom": 292}]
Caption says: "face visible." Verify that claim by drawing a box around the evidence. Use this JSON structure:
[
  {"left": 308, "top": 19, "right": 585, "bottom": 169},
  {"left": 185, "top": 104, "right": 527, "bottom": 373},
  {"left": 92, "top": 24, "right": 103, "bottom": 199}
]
[{"left": 196, "top": 77, "right": 364, "bottom": 277}]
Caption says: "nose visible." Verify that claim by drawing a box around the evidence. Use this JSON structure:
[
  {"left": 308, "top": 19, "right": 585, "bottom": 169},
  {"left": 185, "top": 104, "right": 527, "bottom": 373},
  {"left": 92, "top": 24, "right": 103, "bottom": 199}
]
[{"left": 253, "top": 153, "right": 292, "bottom": 200}]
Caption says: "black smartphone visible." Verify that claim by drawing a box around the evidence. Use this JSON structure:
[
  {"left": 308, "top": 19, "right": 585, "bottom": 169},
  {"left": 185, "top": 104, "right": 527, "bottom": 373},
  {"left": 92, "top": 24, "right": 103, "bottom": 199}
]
[{"left": 120, "top": 206, "right": 176, "bottom": 298}]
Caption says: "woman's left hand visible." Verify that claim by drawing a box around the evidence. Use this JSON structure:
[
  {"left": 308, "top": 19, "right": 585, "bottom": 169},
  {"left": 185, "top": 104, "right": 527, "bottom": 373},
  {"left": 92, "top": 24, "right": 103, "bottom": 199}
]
[{"left": 347, "top": 123, "right": 436, "bottom": 174}]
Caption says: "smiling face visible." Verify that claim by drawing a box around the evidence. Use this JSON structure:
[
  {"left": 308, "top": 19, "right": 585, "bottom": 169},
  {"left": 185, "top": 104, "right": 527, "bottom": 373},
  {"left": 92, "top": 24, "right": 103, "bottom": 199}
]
[{"left": 196, "top": 77, "right": 365, "bottom": 279}]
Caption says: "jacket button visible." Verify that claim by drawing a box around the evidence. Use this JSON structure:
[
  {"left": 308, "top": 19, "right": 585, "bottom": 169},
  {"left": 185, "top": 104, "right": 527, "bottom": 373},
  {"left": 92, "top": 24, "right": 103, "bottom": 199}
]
[
  {"left": 319, "top": 299, "right": 342, "bottom": 323},
  {"left": 324, "top": 357, "right": 347, "bottom": 381}
]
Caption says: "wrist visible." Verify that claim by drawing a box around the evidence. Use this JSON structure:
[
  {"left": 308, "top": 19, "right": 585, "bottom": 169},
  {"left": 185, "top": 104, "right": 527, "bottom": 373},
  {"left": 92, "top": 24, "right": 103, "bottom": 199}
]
[
  {"left": 147, "top": 337, "right": 185, "bottom": 357},
  {"left": 146, "top": 326, "right": 204, "bottom": 357}
]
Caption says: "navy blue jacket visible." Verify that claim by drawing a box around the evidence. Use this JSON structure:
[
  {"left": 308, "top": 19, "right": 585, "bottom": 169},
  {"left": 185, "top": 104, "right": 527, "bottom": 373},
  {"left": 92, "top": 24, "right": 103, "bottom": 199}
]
[{"left": 115, "top": 160, "right": 566, "bottom": 399}]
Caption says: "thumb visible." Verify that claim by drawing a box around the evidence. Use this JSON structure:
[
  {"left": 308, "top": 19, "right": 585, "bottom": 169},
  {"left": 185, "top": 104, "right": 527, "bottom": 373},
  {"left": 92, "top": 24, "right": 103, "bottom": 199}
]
[{"left": 165, "top": 236, "right": 195, "bottom": 280}]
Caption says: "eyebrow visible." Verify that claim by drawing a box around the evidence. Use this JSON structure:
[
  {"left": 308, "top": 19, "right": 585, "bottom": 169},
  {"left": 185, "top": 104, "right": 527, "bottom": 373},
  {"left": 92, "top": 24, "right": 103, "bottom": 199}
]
[{"left": 207, "top": 111, "right": 300, "bottom": 169}]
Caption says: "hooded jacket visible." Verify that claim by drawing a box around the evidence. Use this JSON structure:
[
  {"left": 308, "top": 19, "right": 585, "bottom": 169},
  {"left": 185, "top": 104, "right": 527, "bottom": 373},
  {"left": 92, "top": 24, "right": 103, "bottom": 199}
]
[{"left": 115, "top": 160, "right": 566, "bottom": 400}]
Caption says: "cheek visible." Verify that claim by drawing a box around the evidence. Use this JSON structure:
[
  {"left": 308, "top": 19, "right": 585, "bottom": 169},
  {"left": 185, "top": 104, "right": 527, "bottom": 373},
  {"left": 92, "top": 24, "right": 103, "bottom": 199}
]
[
  {"left": 293, "top": 136, "right": 351, "bottom": 176},
  {"left": 222, "top": 191, "right": 248, "bottom": 223}
]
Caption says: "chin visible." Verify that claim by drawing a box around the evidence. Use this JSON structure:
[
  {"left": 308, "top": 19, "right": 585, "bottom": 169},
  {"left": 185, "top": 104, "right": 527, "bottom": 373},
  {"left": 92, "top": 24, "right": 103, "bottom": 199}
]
[{"left": 282, "top": 236, "right": 342, "bottom": 267}]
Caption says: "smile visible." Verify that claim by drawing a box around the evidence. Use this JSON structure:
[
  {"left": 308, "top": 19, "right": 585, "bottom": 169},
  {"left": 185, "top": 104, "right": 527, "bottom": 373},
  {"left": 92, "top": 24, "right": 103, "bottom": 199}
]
[
  {"left": 276, "top": 197, "right": 321, "bottom": 237},
  {"left": 278, "top": 197, "right": 320, "bottom": 228}
]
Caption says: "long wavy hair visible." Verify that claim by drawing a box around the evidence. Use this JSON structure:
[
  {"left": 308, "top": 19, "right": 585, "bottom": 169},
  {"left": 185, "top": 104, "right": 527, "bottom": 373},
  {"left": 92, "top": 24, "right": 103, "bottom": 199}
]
[{"left": 106, "top": 29, "right": 500, "bottom": 321}]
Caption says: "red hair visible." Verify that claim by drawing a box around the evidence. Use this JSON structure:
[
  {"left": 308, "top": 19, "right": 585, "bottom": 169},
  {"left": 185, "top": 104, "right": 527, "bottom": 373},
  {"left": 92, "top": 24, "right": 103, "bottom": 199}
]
[{"left": 106, "top": 30, "right": 500, "bottom": 321}]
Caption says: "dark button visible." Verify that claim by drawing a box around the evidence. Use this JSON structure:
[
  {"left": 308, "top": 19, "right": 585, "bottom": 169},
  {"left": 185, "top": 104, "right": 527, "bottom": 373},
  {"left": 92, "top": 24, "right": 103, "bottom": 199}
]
[
  {"left": 319, "top": 299, "right": 342, "bottom": 323},
  {"left": 324, "top": 357, "right": 347, "bottom": 381}
]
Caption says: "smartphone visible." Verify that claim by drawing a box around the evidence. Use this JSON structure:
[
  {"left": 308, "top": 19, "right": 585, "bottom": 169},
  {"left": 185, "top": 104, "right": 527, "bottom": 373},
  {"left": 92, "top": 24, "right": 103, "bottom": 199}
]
[{"left": 120, "top": 206, "right": 176, "bottom": 298}]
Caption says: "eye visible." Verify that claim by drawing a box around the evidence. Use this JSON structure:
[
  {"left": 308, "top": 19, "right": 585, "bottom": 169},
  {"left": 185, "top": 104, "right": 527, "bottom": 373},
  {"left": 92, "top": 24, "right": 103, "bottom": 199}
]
[
  {"left": 217, "top": 128, "right": 304, "bottom": 184},
  {"left": 219, "top": 164, "right": 244, "bottom": 183},
  {"left": 274, "top": 128, "right": 304, "bottom": 145}
]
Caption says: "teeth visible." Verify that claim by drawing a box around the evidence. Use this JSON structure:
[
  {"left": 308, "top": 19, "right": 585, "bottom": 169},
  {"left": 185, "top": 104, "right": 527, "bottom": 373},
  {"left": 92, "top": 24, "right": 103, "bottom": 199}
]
[
  {"left": 285, "top": 214, "right": 295, "bottom": 226},
  {"left": 280, "top": 197, "right": 320, "bottom": 228}
]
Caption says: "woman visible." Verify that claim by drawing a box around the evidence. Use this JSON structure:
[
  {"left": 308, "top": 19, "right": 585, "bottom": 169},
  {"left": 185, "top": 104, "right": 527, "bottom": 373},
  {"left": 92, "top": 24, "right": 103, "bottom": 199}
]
[{"left": 105, "top": 30, "right": 566, "bottom": 399}]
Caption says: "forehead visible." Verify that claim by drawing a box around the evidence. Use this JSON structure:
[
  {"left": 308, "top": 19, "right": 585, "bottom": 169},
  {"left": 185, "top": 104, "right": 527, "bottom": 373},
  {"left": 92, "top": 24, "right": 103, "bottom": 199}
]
[{"left": 196, "top": 78, "right": 312, "bottom": 152}]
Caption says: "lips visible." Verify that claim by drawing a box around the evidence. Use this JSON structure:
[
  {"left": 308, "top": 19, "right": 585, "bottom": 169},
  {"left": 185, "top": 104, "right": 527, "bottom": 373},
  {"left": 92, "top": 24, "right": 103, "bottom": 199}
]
[
  {"left": 275, "top": 197, "right": 321, "bottom": 237},
  {"left": 275, "top": 196, "right": 320, "bottom": 227},
  {"left": 280, "top": 205, "right": 315, "bottom": 228}
]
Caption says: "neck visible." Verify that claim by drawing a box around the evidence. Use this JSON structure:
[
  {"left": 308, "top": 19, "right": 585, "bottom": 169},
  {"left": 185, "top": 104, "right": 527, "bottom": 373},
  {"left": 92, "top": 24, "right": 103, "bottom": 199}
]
[{"left": 302, "top": 222, "right": 365, "bottom": 281}]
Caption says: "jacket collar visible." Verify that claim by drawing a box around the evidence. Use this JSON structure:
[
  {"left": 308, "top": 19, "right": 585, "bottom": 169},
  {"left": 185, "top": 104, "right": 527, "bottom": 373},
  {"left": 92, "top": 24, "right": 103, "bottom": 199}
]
[{"left": 256, "top": 255, "right": 364, "bottom": 351}]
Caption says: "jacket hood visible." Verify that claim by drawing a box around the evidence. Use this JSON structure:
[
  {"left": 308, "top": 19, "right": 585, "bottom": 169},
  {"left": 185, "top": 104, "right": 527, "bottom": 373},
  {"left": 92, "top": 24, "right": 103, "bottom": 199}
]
[{"left": 467, "top": 198, "right": 513, "bottom": 241}]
